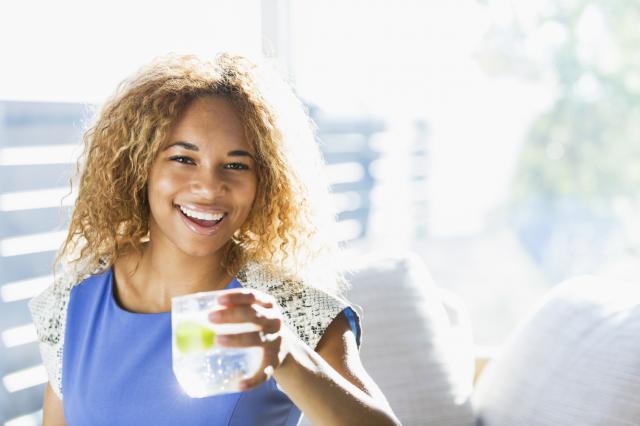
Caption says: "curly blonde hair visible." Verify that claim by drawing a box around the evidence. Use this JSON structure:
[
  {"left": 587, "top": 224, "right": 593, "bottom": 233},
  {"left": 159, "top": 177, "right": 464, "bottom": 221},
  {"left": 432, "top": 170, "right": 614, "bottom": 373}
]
[{"left": 55, "top": 52, "right": 346, "bottom": 294}]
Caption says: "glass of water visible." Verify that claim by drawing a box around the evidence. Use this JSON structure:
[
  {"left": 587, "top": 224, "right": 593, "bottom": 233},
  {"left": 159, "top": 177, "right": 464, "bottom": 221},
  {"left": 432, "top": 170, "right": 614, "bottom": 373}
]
[{"left": 171, "top": 289, "right": 263, "bottom": 398}]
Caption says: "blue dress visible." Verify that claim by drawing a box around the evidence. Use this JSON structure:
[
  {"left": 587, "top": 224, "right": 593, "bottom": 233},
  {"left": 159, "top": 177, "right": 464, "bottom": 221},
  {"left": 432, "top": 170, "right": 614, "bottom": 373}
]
[{"left": 61, "top": 267, "right": 358, "bottom": 425}]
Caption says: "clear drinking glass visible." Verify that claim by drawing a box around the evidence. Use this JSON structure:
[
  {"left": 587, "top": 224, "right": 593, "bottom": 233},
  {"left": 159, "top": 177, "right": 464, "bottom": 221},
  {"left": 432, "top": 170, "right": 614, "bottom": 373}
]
[{"left": 171, "top": 289, "right": 263, "bottom": 398}]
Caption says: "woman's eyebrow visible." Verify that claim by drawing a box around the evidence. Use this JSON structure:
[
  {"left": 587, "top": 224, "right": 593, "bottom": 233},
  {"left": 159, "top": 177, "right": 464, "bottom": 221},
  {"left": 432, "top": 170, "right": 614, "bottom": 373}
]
[
  {"left": 227, "top": 150, "right": 255, "bottom": 160},
  {"left": 164, "top": 141, "right": 199, "bottom": 151},
  {"left": 163, "top": 142, "right": 254, "bottom": 160}
]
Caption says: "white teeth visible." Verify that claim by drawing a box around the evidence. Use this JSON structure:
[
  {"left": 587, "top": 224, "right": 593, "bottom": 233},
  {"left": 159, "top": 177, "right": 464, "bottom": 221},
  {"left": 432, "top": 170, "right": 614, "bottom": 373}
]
[{"left": 179, "top": 206, "right": 225, "bottom": 221}]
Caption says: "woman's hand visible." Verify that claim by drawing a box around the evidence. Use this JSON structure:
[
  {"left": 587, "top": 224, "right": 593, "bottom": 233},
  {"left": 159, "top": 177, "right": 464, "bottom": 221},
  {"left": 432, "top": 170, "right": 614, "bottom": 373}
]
[{"left": 208, "top": 289, "right": 289, "bottom": 391}]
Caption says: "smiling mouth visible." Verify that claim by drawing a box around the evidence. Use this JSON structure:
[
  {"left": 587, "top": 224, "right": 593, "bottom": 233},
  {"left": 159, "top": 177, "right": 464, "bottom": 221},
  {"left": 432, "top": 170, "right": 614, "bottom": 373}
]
[{"left": 175, "top": 205, "right": 226, "bottom": 232}]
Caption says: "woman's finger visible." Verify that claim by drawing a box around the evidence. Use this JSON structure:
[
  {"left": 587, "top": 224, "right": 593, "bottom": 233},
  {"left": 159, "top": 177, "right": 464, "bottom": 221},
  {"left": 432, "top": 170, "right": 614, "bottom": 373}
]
[
  {"left": 217, "top": 331, "right": 281, "bottom": 348},
  {"left": 239, "top": 365, "right": 275, "bottom": 391},
  {"left": 209, "top": 306, "right": 281, "bottom": 330},
  {"left": 218, "top": 290, "right": 275, "bottom": 308}
]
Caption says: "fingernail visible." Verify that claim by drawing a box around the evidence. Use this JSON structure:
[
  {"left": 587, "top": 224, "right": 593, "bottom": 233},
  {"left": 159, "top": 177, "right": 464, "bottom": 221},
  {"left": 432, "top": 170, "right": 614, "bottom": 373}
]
[
  {"left": 216, "top": 335, "right": 230, "bottom": 345},
  {"left": 209, "top": 311, "right": 221, "bottom": 321}
]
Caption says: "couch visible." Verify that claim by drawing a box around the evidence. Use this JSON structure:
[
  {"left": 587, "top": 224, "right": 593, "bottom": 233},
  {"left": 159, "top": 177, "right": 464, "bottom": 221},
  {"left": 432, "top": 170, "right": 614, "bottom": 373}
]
[{"left": 309, "top": 252, "right": 640, "bottom": 426}]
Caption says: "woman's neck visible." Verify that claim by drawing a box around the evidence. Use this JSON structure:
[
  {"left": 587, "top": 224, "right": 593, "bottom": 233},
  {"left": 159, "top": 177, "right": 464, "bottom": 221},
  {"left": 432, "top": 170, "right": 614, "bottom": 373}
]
[{"left": 113, "top": 241, "right": 234, "bottom": 313}]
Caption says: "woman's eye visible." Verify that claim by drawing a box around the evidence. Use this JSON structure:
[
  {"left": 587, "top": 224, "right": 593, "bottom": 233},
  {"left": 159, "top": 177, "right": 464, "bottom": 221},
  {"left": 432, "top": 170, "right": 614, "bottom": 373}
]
[
  {"left": 169, "top": 156, "right": 195, "bottom": 165},
  {"left": 225, "top": 163, "right": 249, "bottom": 170}
]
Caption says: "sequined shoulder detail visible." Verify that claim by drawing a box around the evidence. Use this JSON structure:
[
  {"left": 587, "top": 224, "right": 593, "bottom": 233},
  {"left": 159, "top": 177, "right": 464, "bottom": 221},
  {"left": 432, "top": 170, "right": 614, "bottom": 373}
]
[
  {"left": 28, "top": 267, "right": 97, "bottom": 400},
  {"left": 236, "top": 262, "right": 362, "bottom": 350}
]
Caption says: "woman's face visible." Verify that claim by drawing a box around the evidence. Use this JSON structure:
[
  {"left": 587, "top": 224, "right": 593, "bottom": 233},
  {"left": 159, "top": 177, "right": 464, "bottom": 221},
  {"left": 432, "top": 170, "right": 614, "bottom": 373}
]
[{"left": 146, "top": 96, "right": 258, "bottom": 258}]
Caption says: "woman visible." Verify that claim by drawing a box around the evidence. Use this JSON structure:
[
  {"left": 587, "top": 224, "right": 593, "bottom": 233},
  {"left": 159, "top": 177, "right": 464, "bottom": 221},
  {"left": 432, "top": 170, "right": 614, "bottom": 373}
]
[{"left": 29, "top": 53, "right": 400, "bottom": 425}]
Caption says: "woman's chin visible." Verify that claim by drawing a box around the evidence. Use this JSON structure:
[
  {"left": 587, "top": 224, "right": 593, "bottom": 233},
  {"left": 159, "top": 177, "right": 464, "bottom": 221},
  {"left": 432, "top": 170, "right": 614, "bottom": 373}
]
[{"left": 176, "top": 240, "right": 227, "bottom": 259}]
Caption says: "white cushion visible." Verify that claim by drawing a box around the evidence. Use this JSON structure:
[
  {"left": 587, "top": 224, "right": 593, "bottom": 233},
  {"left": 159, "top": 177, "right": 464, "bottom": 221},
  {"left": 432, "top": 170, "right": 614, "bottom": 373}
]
[
  {"left": 473, "top": 275, "right": 640, "bottom": 425},
  {"left": 339, "top": 252, "right": 475, "bottom": 426}
]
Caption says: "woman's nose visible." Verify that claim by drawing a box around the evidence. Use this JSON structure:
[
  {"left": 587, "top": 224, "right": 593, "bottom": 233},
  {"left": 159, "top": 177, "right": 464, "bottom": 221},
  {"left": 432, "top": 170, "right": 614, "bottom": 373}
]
[{"left": 190, "top": 170, "right": 227, "bottom": 198}]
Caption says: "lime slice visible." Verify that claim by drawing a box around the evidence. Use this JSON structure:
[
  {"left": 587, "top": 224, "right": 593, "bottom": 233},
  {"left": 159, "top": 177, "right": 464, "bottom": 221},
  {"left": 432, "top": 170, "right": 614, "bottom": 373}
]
[{"left": 175, "top": 321, "right": 215, "bottom": 354}]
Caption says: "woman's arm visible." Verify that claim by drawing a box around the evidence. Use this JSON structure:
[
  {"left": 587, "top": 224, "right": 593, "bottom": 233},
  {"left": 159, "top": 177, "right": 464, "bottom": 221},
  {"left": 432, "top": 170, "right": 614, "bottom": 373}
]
[
  {"left": 42, "top": 382, "right": 67, "bottom": 426},
  {"left": 212, "top": 290, "right": 400, "bottom": 425},
  {"left": 273, "top": 312, "right": 401, "bottom": 426}
]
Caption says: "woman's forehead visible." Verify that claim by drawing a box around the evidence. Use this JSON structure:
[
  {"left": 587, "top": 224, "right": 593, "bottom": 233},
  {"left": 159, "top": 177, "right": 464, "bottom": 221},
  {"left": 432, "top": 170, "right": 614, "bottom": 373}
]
[{"left": 163, "top": 97, "right": 253, "bottom": 152}]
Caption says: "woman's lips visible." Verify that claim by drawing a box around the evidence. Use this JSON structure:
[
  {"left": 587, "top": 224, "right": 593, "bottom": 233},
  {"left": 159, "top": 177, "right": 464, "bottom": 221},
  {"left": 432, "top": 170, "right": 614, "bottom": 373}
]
[{"left": 175, "top": 205, "right": 225, "bottom": 236}]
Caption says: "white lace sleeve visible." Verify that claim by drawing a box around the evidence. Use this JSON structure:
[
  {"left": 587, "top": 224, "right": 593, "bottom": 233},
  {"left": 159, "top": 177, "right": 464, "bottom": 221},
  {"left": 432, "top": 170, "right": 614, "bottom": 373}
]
[
  {"left": 237, "top": 262, "right": 362, "bottom": 350},
  {"left": 27, "top": 271, "right": 83, "bottom": 400}
]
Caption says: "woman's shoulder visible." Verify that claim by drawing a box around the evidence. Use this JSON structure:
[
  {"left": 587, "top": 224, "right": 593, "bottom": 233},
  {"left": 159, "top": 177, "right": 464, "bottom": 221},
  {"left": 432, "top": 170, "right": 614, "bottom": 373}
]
[
  {"left": 29, "top": 270, "right": 85, "bottom": 342},
  {"left": 29, "top": 265, "right": 108, "bottom": 330},
  {"left": 237, "top": 261, "right": 362, "bottom": 350},
  {"left": 28, "top": 264, "right": 107, "bottom": 400}
]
